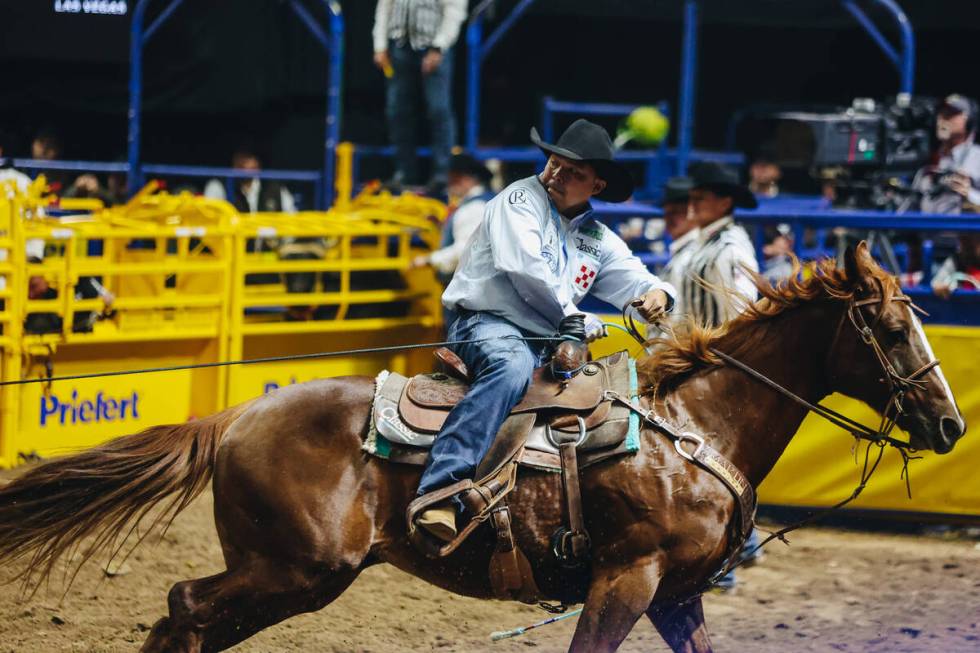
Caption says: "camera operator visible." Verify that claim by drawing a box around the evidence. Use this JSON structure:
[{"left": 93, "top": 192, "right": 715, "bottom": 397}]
[{"left": 911, "top": 94, "right": 980, "bottom": 214}]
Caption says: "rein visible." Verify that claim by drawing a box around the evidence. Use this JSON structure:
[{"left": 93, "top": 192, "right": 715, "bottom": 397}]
[
  {"left": 710, "top": 292, "right": 938, "bottom": 453},
  {"left": 701, "top": 291, "right": 938, "bottom": 585}
]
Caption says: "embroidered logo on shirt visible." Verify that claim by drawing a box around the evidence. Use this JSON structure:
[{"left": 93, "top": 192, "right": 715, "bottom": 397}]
[
  {"left": 575, "top": 237, "right": 601, "bottom": 260},
  {"left": 574, "top": 264, "right": 597, "bottom": 291},
  {"left": 508, "top": 189, "right": 527, "bottom": 205}
]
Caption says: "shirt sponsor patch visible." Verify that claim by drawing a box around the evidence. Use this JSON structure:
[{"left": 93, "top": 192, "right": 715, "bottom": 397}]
[
  {"left": 575, "top": 236, "right": 601, "bottom": 260},
  {"left": 574, "top": 264, "right": 597, "bottom": 291},
  {"left": 508, "top": 188, "right": 527, "bottom": 205}
]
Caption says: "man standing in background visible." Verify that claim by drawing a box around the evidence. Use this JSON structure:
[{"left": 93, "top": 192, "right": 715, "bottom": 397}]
[{"left": 373, "top": 0, "right": 467, "bottom": 194}]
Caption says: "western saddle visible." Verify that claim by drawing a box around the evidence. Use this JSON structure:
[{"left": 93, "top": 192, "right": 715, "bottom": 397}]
[
  {"left": 391, "top": 339, "right": 636, "bottom": 602},
  {"left": 371, "top": 339, "right": 755, "bottom": 604}
]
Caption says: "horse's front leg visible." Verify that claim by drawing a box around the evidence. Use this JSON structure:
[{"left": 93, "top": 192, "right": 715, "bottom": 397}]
[
  {"left": 646, "top": 594, "right": 713, "bottom": 653},
  {"left": 568, "top": 555, "right": 663, "bottom": 653}
]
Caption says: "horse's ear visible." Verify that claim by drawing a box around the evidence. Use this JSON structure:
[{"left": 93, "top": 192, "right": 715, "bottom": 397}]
[
  {"left": 843, "top": 244, "right": 861, "bottom": 284},
  {"left": 844, "top": 241, "right": 872, "bottom": 286}
]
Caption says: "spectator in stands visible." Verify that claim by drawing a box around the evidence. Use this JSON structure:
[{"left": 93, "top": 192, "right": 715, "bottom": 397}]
[
  {"left": 411, "top": 153, "right": 494, "bottom": 282},
  {"left": 932, "top": 234, "right": 980, "bottom": 298},
  {"left": 24, "top": 239, "right": 115, "bottom": 334},
  {"left": 204, "top": 148, "right": 296, "bottom": 213},
  {"left": 0, "top": 129, "right": 35, "bottom": 304},
  {"left": 29, "top": 128, "right": 70, "bottom": 191},
  {"left": 31, "top": 128, "right": 61, "bottom": 162},
  {"left": 373, "top": 0, "right": 466, "bottom": 193},
  {"left": 0, "top": 130, "right": 32, "bottom": 194},
  {"left": 912, "top": 94, "right": 980, "bottom": 214},
  {"left": 30, "top": 127, "right": 118, "bottom": 200},
  {"left": 658, "top": 176, "right": 697, "bottom": 316},
  {"left": 748, "top": 143, "right": 781, "bottom": 198}
]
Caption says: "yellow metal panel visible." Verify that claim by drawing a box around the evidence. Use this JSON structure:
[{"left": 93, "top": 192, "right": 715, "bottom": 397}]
[
  {"left": 16, "top": 371, "right": 192, "bottom": 460},
  {"left": 758, "top": 325, "right": 980, "bottom": 517}
]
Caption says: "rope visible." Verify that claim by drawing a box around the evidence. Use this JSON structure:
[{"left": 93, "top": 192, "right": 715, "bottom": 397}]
[{"left": 0, "top": 334, "right": 573, "bottom": 387}]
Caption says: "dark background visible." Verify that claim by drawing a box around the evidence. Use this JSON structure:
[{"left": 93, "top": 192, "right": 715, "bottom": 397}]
[{"left": 1, "top": 0, "right": 979, "bottom": 174}]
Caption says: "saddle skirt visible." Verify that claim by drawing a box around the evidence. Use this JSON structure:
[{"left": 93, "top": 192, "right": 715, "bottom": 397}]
[{"left": 363, "top": 350, "right": 642, "bottom": 472}]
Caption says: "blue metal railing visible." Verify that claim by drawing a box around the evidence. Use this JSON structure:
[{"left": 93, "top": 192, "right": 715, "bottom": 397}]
[
  {"left": 841, "top": 0, "right": 915, "bottom": 94},
  {"left": 462, "top": 1, "right": 916, "bottom": 178},
  {"left": 583, "top": 200, "right": 980, "bottom": 323},
  {"left": 127, "top": 0, "right": 344, "bottom": 209}
]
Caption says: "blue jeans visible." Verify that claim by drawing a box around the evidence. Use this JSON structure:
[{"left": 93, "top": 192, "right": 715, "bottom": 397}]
[
  {"left": 385, "top": 42, "right": 456, "bottom": 185},
  {"left": 716, "top": 527, "right": 762, "bottom": 589},
  {"left": 416, "top": 310, "right": 549, "bottom": 498}
]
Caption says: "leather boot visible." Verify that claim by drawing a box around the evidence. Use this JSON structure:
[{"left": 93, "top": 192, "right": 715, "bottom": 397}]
[{"left": 417, "top": 506, "right": 457, "bottom": 542}]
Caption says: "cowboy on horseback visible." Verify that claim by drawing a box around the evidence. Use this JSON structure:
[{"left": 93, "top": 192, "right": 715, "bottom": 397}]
[{"left": 414, "top": 119, "right": 676, "bottom": 540}]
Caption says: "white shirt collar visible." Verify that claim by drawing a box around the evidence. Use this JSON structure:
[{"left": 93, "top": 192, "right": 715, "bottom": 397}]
[
  {"left": 244, "top": 178, "right": 262, "bottom": 213},
  {"left": 669, "top": 228, "right": 700, "bottom": 254},
  {"left": 463, "top": 184, "right": 486, "bottom": 199},
  {"left": 699, "top": 215, "right": 734, "bottom": 243}
]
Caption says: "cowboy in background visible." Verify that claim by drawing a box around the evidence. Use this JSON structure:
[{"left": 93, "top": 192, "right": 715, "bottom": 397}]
[
  {"left": 411, "top": 153, "right": 495, "bottom": 325},
  {"left": 413, "top": 119, "right": 676, "bottom": 541},
  {"left": 658, "top": 176, "right": 698, "bottom": 318},
  {"left": 411, "top": 153, "right": 495, "bottom": 282},
  {"left": 680, "top": 162, "right": 760, "bottom": 328},
  {"left": 675, "top": 161, "right": 763, "bottom": 591}
]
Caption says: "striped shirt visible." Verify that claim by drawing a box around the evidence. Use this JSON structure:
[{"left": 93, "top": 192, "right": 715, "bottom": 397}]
[
  {"left": 679, "top": 216, "right": 759, "bottom": 328},
  {"left": 661, "top": 228, "right": 700, "bottom": 317},
  {"left": 373, "top": 0, "right": 467, "bottom": 53}
]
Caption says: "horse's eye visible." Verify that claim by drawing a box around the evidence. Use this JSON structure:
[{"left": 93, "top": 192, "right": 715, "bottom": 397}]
[{"left": 886, "top": 327, "right": 909, "bottom": 345}]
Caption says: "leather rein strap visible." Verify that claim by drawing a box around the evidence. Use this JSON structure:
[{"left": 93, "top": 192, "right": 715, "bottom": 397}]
[{"left": 710, "top": 292, "right": 939, "bottom": 452}]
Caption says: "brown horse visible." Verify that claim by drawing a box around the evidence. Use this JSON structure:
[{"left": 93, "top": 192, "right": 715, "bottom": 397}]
[{"left": 0, "top": 243, "right": 965, "bottom": 652}]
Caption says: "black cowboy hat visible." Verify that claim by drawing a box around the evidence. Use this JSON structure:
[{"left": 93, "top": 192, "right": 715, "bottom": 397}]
[
  {"left": 529, "top": 119, "right": 634, "bottom": 203},
  {"left": 659, "top": 176, "right": 693, "bottom": 206},
  {"left": 689, "top": 161, "right": 758, "bottom": 209},
  {"left": 448, "top": 152, "right": 493, "bottom": 185}
]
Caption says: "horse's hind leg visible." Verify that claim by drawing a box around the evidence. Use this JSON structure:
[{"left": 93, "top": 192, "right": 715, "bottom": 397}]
[
  {"left": 646, "top": 595, "right": 713, "bottom": 653},
  {"left": 140, "top": 558, "right": 360, "bottom": 653}
]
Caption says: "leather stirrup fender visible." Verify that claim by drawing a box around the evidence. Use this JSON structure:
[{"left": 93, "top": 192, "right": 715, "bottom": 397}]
[
  {"left": 488, "top": 504, "right": 542, "bottom": 603},
  {"left": 548, "top": 418, "right": 591, "bottom": 568}
]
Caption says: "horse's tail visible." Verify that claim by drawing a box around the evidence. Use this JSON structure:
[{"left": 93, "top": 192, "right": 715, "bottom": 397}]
[{"left": 0, "top": 401, "right": 251, "bottom": 590}]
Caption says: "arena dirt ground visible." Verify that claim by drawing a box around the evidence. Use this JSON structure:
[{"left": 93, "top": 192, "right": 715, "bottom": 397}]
[{"left": 0, "top": 486, "right": 978, "bottom": 653}]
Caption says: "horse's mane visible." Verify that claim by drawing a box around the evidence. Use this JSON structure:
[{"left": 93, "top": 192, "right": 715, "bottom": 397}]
[{"left": 637, "top": 255, "right": 901, "bottom": 398}]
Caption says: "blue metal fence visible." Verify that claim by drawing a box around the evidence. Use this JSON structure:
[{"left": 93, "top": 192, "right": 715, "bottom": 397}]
[{"left": 127, "top": 0, "right": 344, "bottom": 209}]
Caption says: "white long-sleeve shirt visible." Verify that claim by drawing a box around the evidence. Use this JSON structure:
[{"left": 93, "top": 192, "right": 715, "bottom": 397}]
[
  {"left": 373, "top": 0, "right": 467, "bottom": 53},
  {"left": 912, "top": 138, "right": 980, "bottom": 214},
  {"left": 443, "top": 175, "right": 676, "bottom": 336},
  {"left": 679, "top": 216, "right": 759, "bottom": 327},
  {"left": 429, "top": 184, "right": 489, "bottom": 275}
]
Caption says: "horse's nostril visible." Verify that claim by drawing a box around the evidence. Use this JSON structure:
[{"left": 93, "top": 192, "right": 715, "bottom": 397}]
[{"left": 940, "top": 416, "right": 963, "bottom": 442}]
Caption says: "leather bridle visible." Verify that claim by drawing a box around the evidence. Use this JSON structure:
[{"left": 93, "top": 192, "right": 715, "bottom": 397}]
[{"left": 711, "top": 288, "right": 939, "bottom": 452}]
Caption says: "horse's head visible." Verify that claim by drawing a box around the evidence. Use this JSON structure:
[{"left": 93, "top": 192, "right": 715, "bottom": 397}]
[{"left": 826, "top": 242, "right": 965, "bottom": 454}]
